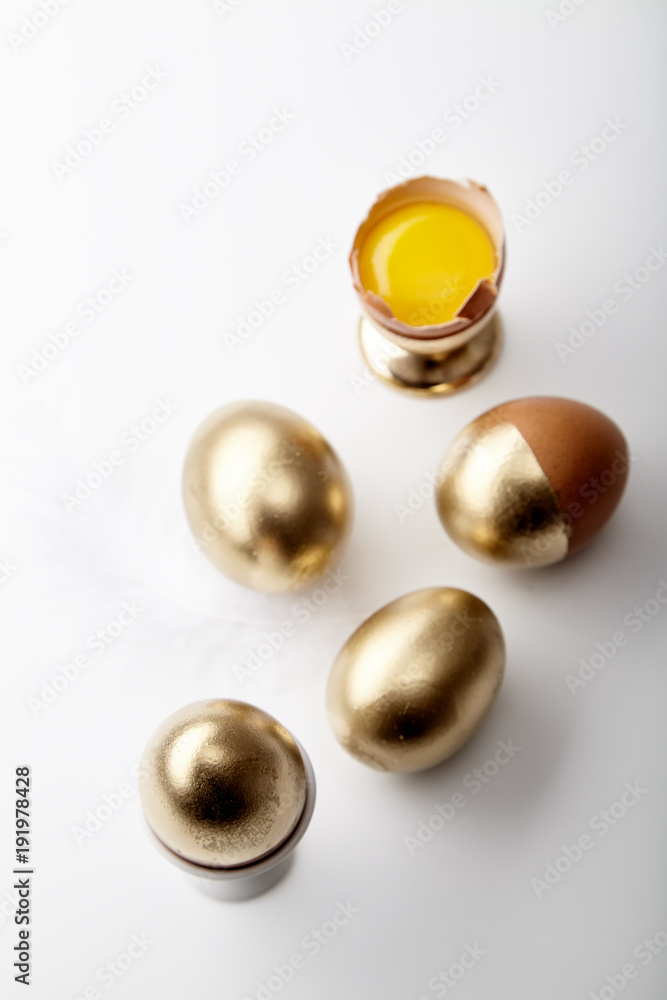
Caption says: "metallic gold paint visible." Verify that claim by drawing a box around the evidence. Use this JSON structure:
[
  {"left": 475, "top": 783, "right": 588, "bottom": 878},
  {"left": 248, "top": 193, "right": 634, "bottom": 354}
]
[
  {"left": 326, "top": 588, "right": 505, "bottom": 773},
  {"left": 140, "top": 700, "right": 307, "bottom": 869},
  {"left": 183, "top": 401, "right": 353, "bottom": 593},
  {"left": 358, "top": 311, "right": 503, "bottom": 397},
  {"left": 436, "top": 417, "right": 570, "bottom": 568},
  {"left": 488, "top": 397, "right": 629, "bottom": 554}
]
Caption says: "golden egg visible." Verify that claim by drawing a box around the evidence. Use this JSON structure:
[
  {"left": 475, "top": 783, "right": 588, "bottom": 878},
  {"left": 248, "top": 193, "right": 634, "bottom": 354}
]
[
  {"left": 435, "top": 396, "right": 630, "bottom": 568},
  {"left": 183, "top": 401, "right": 353, "bottom": 593},
  {"left": 326, "top": 588, "right": 505, "bottom": 773},
  {"left": 139, "top": 700, "right": 308, "bottom": 869}
]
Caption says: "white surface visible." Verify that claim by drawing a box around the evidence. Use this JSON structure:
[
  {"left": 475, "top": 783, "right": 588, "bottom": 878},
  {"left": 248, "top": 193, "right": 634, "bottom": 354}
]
[{"left": 2, "top": 1, "right": 667, "bottom": 998}]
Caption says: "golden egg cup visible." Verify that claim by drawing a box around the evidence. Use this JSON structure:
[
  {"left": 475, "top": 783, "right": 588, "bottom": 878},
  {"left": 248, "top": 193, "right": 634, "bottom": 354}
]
[
  {"left": 351, "top": 177, "right": 506, "bottom": 397},
  {"left": 357, "top": 308, "right": 503, "bottom": 398}
]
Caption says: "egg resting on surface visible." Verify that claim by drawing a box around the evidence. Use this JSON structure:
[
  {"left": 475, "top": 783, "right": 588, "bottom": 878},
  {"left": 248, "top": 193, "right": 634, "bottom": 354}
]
[
  {"left": 326, "top": 588, "right": 505, "bottom": 773},
  {"left": 435, "top": 397, "right": 629, "bottom": 568},
  {"left": 183, "top": 401, "right": 353, "bottom": 593}
]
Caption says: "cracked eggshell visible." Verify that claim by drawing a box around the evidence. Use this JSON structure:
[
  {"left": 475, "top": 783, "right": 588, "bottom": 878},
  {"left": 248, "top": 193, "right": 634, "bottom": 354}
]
[{"left": 350, "top": 176, "right": 505, "bottom": 344}]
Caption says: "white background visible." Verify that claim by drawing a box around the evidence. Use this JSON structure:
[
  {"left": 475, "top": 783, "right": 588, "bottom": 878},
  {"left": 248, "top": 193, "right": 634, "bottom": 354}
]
[{"left": 1, "top": 1, "right": 667, "bottom": 998}]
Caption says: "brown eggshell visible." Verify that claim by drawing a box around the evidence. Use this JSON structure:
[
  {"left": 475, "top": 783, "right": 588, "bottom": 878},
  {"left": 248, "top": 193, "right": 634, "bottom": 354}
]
[
  {"left": 494, "top": 397, "right": 630, "bottom": 553},
  {"left": 349, "top": 177, "right": 505, "bottom": 342}
]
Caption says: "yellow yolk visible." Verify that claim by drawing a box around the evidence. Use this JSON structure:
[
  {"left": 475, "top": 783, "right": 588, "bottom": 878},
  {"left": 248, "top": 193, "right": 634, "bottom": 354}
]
[{"left": 357, "top": 201, "right": 496, "bottom": 326}]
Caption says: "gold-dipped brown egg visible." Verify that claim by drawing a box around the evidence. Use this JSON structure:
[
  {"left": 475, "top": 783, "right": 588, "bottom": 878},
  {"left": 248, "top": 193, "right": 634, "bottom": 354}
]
[
  {"left": 435, "top": 397, "right": 629, "bottom": 568},
  {"left": 183, "top": 401, "right": 353, "bottom": 593},
  {"left": 326, "top": 588, "right": 505, "bottom": 773}
]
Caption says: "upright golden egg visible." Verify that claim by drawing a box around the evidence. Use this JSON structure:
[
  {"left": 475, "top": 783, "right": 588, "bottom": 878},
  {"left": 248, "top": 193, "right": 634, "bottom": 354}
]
[
  {"left": 326, "top": 588, "right": 505, "bottom": 773},
  {"left": 183, "top": 401, "right": 353, "bottom": 593},
  {"left": 435, "top": 396, "right": 629, "bottom": 568},
  {"left": 140, "top": 700, "right": 308, "bottom": 869}
]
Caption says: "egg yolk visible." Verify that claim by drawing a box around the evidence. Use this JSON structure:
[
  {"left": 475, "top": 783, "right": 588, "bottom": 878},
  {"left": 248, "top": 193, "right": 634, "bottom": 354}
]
[{"left": 357, "top": 201, "right": 496, "bottom": 326}]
